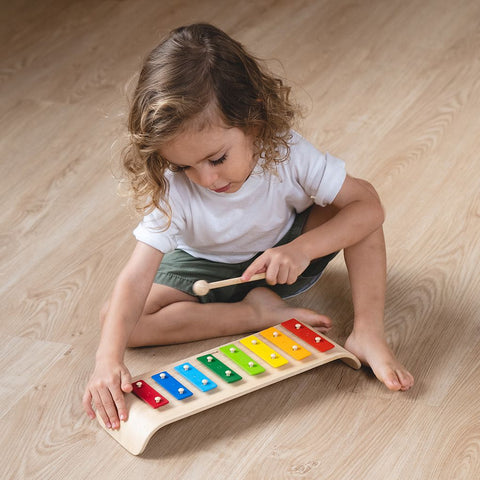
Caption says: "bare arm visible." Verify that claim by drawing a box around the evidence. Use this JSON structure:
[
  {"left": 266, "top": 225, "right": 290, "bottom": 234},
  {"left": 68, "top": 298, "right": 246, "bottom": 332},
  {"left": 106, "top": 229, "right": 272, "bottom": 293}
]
[
  {"left": 96, "top": 242, "right": 164, "bottom": 361},
  {"left": 83, "top": 242, "right": 163, "bottom": 429},
  {"left": 292, "top": 175, "right": 384, "bottom": 259},
  {"left": 242, "top": 175, "right": 385, "bottom": 284}
]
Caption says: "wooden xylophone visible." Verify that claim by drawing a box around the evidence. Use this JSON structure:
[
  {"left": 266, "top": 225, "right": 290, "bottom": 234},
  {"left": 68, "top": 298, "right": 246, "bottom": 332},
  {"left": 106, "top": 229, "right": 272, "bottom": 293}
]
[{"left": 99, "top": 319, "right": 361, "bottom": 455}]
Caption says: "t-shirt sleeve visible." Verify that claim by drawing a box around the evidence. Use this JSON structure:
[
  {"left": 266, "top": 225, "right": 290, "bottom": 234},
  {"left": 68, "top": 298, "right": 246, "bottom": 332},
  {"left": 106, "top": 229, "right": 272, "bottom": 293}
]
[
  {"left": 133, "top": 208, "right": 180, "bottom": 253},
  {"left": 312, "top": 151, "right": 346, "bottom": 206},
  {"left": 133, "top": 177, "right": 186, "bottom": 253},
  {"left": 291, "top": 133, "right": 346, "bottom": 206}
]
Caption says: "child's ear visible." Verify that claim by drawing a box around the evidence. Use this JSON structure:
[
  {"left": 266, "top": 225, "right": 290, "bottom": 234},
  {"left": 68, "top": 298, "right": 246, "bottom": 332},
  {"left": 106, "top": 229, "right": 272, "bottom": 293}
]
[{"left": 245, "top": 124, "right": 261, "bottom": 138}]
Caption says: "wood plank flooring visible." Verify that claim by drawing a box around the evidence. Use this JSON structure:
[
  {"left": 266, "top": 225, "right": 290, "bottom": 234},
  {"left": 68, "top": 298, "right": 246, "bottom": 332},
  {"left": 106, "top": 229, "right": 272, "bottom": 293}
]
[{"left": 1, "top": 0, "right": 479, "bottom": 478}]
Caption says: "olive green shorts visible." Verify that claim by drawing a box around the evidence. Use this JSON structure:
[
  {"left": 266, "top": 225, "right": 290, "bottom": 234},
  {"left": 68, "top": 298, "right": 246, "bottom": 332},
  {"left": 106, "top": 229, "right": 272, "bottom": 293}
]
[{"left": 154, "top": 208, "right": 338, "bottom": 303}]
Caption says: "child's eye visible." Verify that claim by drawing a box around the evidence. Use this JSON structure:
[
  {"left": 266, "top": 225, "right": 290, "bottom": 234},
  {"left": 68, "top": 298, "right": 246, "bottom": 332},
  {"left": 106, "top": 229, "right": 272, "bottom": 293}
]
[
  {"left": 210, "top": 154, "right": 227, "bottom": 166},
  {"left": 169, "top": 164, "right": 190, "bottom": 172},
  {"left": 169, "top": 153, "right": 226, "bottom": 172}
]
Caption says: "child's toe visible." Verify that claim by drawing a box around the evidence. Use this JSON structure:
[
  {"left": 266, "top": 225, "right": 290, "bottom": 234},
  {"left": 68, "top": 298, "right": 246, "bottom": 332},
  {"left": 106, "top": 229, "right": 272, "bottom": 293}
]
[
  {"left": 396, "top": 368, "right": 414, "bottom": 391},
  {"left": 383, "top": 371, "right": 402, "bottom": 391}
]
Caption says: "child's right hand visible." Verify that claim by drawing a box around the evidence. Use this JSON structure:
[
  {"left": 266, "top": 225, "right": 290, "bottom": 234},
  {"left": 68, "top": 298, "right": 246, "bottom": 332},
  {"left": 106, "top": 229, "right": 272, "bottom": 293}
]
[
  {"left": 83, "top": 358, "right": 133, "bottom": 430},
  {"left": 241, "top": 243, "right": 310, "bottom": 286}
]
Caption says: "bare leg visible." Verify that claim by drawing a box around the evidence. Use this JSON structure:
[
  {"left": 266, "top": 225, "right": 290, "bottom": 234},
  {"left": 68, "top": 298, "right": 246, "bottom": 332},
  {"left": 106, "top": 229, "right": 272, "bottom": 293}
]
[
  {"left": 127, "top": 285, "right": 332, "bottom": 347},
  {"left": 343, "top": 227, "right": 414, "bottom": 390},
  {"left": 304, "top": 191, "right": 414, "bottom": 391}
]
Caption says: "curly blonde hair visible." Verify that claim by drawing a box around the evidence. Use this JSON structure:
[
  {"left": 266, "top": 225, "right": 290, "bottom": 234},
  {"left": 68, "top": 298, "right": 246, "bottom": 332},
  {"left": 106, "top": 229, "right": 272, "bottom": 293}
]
[{"left": 122, "top": 23, "right": 298, "bottom": 221}]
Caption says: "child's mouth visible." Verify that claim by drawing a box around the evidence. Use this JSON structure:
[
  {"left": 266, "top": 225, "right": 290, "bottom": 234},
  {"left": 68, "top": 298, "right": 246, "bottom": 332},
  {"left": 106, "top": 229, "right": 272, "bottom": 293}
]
[{"left": 212, "top": 183, "right": 231, "bottom": 193}]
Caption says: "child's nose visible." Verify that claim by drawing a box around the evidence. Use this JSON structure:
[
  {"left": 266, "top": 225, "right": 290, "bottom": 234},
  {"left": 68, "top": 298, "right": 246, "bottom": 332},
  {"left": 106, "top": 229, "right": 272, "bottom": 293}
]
[{"left": 196, "top": 165, "right": 218, "bottom": 188}]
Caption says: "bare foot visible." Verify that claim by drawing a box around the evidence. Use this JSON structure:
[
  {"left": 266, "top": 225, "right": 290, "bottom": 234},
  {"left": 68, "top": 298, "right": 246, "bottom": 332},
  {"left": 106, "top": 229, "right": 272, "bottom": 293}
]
[
  {"left": 344, "top": 329, "right": 414, "bottom": 391},
  {"left": 243, "top": 287, "right": 332, "bottom": 332}
]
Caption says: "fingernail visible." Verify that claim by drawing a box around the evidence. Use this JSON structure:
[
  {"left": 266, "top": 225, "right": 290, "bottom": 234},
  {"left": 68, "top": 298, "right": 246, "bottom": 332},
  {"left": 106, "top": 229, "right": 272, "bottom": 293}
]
[
  {"left": 120, "top": 414, "right": 126, "bottom": 421},
  {"left": 106, "top": 422, "right": 112, "bottom": 429}
]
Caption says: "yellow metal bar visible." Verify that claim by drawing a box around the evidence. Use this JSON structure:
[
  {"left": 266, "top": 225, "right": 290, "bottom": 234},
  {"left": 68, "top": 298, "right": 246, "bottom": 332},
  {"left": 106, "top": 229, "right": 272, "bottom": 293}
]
[
  {"left": 260, "top": 327, "right": 312, "bottom": 360},
  {"left": 240, "top": 335, "right": 288, "bottom": 367}
]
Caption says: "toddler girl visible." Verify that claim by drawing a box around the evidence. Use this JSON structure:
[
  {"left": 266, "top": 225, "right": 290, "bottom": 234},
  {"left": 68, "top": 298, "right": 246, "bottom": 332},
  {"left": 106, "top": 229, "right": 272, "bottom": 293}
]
[{"left": 83, "top": 23, "right": 414, "bottom": 430}]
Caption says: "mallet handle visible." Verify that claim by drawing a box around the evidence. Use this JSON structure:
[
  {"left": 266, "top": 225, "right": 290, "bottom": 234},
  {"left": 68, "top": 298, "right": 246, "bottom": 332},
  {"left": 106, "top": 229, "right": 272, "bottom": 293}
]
[{"left": 207, "top": 272, "right": 266, "bottom": 290}]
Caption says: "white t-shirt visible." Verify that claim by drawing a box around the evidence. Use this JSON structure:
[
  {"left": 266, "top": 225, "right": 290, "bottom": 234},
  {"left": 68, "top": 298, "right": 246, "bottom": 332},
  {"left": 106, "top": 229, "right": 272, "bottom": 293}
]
[{"left": 133, "top": 131, "right": 346, "bottom": 263}]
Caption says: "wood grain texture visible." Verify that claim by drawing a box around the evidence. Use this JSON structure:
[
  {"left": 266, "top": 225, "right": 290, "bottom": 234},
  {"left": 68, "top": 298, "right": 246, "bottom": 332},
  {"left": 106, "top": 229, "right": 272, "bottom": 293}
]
[
  {"left": 1, "top": 0, "right": 479, "bottom": 478},
  {"left": 0, "top": 336, "right": 71, "bottom": 421}
]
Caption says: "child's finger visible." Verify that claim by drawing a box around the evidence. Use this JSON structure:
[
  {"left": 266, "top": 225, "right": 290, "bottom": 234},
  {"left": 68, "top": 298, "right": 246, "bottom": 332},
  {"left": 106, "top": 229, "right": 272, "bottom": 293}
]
[
  {"left": 110, "top": 387, "right": 128, "bottom": 425},
  {"left": 241, "top": 257, "right": 267, "bottom": 281},
  {"left": 92, "top": 390, "right": 113, "bottom": 429},
  {"left": 118, "top": 370, "right": 133, "bottom": 422},
  {"left": 287, "top": 268, "right": 299, "bottom": 285},
  {"left": 98, "top": 388, "right": 122, "bottom": 430},
  {"left": 122, "top": 381, "right": 133, "bottom": 393},
  {"left": 276, "top": 264, "right": 290, "bottom": 285},
  {"left": 264, "top": 262, "right": 279, "bottom": 285},
  {"left": 82, "top": 390, "right": 96, "bottom": 419},
  {"left": 121, "top": 367, "right": 133, "bottom": 393}
]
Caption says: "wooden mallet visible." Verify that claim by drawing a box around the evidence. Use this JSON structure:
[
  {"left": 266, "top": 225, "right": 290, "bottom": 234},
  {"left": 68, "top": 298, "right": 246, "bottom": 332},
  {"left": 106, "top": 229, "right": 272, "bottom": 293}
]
[{"left": 192, "top": 273, "right": 266, "bottom": 296}]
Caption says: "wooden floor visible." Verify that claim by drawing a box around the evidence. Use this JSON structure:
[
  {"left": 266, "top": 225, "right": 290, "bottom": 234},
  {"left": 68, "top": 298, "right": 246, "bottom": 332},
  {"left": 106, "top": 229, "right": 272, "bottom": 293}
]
[{"left": 1, "top": 0, "right": 479, "bottom": 478}]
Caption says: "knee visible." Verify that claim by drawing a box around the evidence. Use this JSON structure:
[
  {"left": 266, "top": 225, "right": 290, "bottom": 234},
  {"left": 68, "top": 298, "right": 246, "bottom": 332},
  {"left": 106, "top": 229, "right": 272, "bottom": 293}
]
[
  {"left": 357, "top": 178, "right": 381, "bottom": 201},
  {"left": 356, "top": 178, "right": 385, "bottom": 221}
]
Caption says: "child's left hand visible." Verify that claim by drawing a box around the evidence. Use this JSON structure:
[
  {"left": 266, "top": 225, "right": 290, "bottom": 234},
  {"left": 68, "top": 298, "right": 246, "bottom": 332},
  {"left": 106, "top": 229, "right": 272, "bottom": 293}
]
[{"left": 241, "top": 243, "right": 310, "bottom": 285}]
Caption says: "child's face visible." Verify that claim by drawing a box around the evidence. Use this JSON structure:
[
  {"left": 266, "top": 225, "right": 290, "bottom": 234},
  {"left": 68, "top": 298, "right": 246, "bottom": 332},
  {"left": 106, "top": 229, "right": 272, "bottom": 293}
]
[{"left": 159, "top": 123, "right": 256, "bottom": 194}]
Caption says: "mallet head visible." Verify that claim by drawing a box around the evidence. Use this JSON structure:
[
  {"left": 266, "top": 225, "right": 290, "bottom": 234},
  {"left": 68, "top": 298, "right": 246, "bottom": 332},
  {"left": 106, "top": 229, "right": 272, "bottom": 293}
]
[{"left": 192, "top": 280, "right": 210, "bottom": 296}]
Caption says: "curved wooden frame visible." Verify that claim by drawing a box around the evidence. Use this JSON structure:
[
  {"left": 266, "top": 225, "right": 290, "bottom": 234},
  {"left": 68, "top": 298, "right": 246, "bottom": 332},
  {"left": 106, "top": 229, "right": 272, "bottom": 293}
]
[{"left": 99, "top": 321, "right": 360, "bottom": 455}]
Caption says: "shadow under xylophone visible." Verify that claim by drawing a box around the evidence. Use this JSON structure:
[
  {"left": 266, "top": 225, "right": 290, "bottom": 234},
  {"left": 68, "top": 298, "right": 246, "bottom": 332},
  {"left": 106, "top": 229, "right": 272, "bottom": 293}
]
[{"left": 98, "top": 318, "right": 361, "bottom": 455}]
